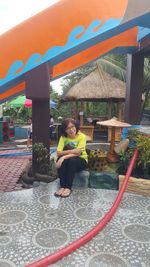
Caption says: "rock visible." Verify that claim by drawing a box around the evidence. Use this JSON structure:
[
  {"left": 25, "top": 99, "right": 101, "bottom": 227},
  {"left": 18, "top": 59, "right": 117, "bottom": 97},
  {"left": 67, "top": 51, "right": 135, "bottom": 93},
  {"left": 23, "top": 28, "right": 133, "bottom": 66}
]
[
  {"left": 33, "top": 181, "right": 40, "bottom": 187},
  {"left": 21, "top": 172, "right": 35, "bottom": 185},
  {"left": 35, "top": 172, "right": 57, "bottom": 183},
  {"left": 114, "top": 139, "right": 129, "bottom": 154}
]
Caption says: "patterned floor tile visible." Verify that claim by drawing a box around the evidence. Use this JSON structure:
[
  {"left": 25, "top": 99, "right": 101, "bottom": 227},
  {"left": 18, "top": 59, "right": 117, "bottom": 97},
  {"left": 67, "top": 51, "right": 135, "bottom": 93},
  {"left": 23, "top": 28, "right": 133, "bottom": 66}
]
[{"left": 0, "top": 180, "right": 150, "bottom": 266}]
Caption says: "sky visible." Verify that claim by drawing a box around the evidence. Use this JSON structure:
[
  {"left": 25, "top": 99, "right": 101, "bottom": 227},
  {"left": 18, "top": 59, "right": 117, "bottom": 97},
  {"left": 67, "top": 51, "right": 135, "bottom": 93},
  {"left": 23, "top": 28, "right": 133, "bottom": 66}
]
[{"left": 0, "top": 0, "right": 63, "bottom": 94}]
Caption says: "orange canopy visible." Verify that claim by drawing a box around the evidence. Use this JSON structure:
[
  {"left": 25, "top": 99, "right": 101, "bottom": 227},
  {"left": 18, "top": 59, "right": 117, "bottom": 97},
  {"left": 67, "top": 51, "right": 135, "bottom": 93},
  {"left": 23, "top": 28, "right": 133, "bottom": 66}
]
[{"left": 0, "top": 0, "right": 150, "bottom": 102}]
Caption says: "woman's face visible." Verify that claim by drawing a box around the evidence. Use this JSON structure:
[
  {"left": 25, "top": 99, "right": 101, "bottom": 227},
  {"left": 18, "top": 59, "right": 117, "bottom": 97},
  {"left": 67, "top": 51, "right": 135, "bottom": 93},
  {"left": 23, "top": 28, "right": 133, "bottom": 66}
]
[{"left": 65, "top": 122, "right": 77, "bottom": 138}]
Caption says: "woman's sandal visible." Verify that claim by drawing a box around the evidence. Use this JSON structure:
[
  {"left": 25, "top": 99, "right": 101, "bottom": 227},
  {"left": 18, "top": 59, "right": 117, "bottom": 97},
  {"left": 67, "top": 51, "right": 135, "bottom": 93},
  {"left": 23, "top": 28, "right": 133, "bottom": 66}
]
[
  {"left": 61, "top": 188, "right": 72, "bottom": 198},
  {"left": 54, "top": 188, "right": 65, "bottom": 197}
]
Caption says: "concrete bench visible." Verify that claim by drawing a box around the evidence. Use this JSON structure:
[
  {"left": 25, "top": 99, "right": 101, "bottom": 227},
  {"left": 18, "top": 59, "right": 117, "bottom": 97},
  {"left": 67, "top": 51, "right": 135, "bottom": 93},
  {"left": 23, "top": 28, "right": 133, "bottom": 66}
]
[{"left": 72, "top": 170, "right": 90, "bottom": 188}]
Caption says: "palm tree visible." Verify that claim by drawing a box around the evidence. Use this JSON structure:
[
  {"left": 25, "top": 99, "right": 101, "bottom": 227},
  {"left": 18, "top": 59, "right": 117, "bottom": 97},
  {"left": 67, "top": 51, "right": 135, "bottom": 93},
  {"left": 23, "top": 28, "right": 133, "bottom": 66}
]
[
  {"left": 98, "top": 55, "right": 150, "bottom": 116},
  {"left": 97, "top": 55, "right": 127, "bottom": 82}
]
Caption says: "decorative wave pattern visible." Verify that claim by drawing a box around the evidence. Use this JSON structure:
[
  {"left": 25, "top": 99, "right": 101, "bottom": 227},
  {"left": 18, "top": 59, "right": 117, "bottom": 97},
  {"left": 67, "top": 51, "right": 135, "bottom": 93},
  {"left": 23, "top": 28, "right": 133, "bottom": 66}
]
[{"left": 0, "top": 17, "right": 122, "bottom": 87}]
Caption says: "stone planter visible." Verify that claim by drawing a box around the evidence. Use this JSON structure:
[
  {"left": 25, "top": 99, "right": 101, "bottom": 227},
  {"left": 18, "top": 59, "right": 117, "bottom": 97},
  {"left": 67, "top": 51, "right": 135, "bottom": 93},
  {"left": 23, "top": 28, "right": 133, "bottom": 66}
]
[
  {"left": 119, "top": 175, "right": 150, "bottom": 197},
  {"left": 21, "top": 161, "right": 57, "bottom": 185}
]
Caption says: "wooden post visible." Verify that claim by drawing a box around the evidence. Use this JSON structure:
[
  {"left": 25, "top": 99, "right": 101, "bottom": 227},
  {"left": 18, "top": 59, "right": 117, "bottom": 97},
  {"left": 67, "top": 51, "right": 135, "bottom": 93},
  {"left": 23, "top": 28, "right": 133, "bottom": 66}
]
[
  {"left": 107, "top": 127, "right": 120, "bottom": 163},
  {"left": 117, "top": 101, "right": 122, "bottom": 121},
  {"left": 80, "top": 101, "right": 84, "bottom": 126},
  {"left": 125, "top": 54, "right": 144, "bottom": 124},
  {"left": 72, "top": 101, "right": 78, "bottom": 120},
  {"left": 109, "top": 127, "right": 116, "bottom": 152},
  {"left": 107, "top": 101, "right": 112, "bottom": 119},
  {"left": 75, "top": 101, "right": 78, "bottom": 120}
]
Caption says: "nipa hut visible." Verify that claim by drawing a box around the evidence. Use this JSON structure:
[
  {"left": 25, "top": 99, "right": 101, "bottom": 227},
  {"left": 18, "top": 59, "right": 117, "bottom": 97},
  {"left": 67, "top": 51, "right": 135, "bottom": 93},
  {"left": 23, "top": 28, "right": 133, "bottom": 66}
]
[{"left": 61, "top": 66, "right": 126, "bottom": 141}]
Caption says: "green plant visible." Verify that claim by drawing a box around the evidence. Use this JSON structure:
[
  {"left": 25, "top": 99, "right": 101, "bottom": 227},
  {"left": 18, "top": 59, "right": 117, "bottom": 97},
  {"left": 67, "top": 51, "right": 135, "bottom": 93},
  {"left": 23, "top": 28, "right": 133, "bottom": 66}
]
[
  {"left": 118, "top": 132, "right": 150, "bottom": 179},
  {"left": 136, "top": 134, "right": 150, "bottom": 177},
  {"left": 118, "top": 149, "right": 143, "bottom": 177},
  {"left": 32, "top": 143, "right": 50, "bottom": 174},
  {"left": 127, "top": 129, "right": 140, "bottom": 141}
]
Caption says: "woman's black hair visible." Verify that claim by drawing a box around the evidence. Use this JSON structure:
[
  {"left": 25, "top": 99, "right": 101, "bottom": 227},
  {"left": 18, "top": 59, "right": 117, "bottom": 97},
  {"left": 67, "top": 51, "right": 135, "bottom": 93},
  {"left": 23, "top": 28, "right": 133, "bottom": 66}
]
[{"left": 60, "top": 118, "right": 79, "bottom": 137}]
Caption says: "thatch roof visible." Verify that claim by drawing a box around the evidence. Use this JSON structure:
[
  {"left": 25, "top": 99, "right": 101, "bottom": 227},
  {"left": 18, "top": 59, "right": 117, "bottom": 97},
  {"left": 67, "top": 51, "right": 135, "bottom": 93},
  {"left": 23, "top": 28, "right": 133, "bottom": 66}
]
[
  {"left": 62, "top": 68, "right": 125, "bottom": 102},
  {"left": 97, "top": 117, "right": 131, "bottom": 127}
]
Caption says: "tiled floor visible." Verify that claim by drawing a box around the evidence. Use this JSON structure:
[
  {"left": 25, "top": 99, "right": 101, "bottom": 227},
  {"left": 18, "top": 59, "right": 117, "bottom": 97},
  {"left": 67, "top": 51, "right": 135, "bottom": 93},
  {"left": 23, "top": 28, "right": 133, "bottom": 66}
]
[
  {"left": 0, "top": 148, "right": 31, "bottom": 192},
  {"left": 0, "top": 180, "right": 150, "bottom": 267}
]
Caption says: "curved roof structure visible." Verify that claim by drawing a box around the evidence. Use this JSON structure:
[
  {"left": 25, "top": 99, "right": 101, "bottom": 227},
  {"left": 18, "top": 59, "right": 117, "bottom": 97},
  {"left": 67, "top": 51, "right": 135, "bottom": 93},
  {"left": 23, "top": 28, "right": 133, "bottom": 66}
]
[{"left": 0, "top": 0, "right": 150, "bottom": 103}]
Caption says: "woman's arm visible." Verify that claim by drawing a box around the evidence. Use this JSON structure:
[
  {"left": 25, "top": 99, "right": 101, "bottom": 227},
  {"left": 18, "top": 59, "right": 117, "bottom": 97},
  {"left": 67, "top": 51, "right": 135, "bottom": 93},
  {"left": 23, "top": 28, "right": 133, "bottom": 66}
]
[
  {"left": 57, "top": 134, "right": 85, "bottom": 158},
  {"left": 56, "top": 153, "right": 80, "bottom": 168},
  {"left": 57, "top": 148, "right": 82, "bottom": 158}
]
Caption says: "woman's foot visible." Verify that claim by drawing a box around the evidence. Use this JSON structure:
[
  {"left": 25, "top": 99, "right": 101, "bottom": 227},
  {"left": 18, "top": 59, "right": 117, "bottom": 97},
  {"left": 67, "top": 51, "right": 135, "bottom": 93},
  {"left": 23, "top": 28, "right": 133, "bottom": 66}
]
[
  {"left": 54, "top": 188, "right": 65, "bottom": 197},
  {"left": 61, "top": 188, "right": 72, "bottom": 198}
]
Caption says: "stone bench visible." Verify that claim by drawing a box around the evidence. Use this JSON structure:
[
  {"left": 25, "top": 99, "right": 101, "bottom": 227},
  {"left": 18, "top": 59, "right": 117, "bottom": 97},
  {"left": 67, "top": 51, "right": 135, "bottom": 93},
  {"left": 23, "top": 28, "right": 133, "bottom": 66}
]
[
  {"left": 89, "top": 171, "right": 118, "bottom": 190},
  {"left": 72, "top": 170, "right": 90, "bottom": 188}
]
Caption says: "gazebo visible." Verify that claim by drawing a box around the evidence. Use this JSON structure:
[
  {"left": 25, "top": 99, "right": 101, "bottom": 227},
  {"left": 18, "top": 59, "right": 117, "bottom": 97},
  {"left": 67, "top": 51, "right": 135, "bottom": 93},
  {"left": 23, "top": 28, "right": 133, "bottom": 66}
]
[
  {"left": 62, "top": 66, "right": 126, "bottom": 141},
  {"left": 62, "top": 66, "right": 126, "bottom": 119}
]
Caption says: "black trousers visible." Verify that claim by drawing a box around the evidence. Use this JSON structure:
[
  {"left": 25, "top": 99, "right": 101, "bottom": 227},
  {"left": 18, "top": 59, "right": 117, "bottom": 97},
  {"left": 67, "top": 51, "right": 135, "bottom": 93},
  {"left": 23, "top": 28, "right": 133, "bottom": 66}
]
[{"left": 58, "top": 156, "right": 87, "bottom": 189}]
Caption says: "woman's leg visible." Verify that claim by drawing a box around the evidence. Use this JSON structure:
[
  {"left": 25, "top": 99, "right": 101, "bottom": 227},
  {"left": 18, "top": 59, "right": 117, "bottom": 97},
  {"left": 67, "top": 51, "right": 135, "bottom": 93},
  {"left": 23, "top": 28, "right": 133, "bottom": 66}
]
[
  {"left": 57, "top": 159, "right": 69, "bottom": 188},
  {"left": 65, "top": 157, "right": 87, "bottom": 189},
  {"left": 55, "top": 159, "right": 69, "bottom": 196}
]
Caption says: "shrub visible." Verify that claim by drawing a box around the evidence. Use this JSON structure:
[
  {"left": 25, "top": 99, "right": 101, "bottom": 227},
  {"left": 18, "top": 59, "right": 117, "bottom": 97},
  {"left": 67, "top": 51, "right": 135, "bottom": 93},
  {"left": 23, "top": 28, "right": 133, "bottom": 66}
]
[
  {"left": 118, "top": 131, "right": 150, "bottom": 179},
  {"left": 32, "top": 143, "right": 49, "bottom": 174}
]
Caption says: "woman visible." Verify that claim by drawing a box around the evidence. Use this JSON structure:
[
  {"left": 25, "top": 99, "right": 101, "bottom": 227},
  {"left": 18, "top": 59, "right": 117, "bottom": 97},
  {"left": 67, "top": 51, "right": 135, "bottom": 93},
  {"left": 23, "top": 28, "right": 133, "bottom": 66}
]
[{"left": 55, "top": 118, "right": 88, "bottom": 197}]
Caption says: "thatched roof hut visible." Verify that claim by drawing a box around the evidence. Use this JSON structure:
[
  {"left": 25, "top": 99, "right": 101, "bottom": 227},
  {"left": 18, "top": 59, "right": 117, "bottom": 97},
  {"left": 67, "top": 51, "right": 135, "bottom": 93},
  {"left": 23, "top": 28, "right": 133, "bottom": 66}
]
[
  {"left": 61, "top": 67, "right": 126, "bottom": 130},
  {"left": 61, "top": 68, "right": 125, "bottom": 102}
]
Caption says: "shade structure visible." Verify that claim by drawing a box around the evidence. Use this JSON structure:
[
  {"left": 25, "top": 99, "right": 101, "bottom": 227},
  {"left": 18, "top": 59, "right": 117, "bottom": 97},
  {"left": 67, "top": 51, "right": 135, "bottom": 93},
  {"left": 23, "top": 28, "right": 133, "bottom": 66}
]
[
  {"left": 61, "top": 66, "right": 126, "bottom": 123},
  {"left": 97, "top": 117, "right": 131, "bottom": 162},
  {"left": 97, "top": 117, "right": 131, "bottom": 128},
  {"left": 62, "top": 68, "right": 125, "bottom": 102},
  {"left": 0, "top": 0, "right": 150, "bottom": 103},
  {"left": 7, "top": 95, "right": 56, "bottom": 109}
]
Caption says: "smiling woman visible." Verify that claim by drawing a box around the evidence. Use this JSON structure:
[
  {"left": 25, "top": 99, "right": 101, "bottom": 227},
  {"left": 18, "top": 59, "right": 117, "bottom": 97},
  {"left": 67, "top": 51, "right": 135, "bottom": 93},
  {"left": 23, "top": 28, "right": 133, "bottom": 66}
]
[{"left": 55, "top": 118, "right": 88, "bottom": 197}]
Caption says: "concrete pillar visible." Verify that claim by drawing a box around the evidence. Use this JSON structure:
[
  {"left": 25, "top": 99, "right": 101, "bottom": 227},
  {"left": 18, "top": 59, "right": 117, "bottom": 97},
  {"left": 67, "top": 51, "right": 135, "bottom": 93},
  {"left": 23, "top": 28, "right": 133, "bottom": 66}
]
[
  {"left": 25, "top": 63, "right": 50, "bottom": 170},
  {"left": 125, "top": 54, "right": 144, "bottom": 124}
]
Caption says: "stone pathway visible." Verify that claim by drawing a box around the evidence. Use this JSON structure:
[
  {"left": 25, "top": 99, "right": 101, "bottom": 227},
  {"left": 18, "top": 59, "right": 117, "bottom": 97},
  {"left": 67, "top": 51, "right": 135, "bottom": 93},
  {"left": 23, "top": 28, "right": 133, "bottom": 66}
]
[
  {"left": 0, "top": 148, "right": 31, "bottom": 192},
  {"left": 0, "top": 180, "right": 150, "bottom": 267}
]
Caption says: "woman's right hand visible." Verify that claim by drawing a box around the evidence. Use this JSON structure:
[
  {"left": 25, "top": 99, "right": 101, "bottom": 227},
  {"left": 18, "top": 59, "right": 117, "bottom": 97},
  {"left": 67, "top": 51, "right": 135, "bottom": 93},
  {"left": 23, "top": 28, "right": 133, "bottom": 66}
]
[{"left": 56, "top": 157, "right": 64, "bottom": 169}]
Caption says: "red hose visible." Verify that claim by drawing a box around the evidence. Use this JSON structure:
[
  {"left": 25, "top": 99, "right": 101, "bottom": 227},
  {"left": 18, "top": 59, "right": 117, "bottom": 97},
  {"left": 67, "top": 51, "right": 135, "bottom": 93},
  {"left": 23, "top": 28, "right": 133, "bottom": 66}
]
[{"left": 26, "top": 149, "right": 139, "bottom": 267}]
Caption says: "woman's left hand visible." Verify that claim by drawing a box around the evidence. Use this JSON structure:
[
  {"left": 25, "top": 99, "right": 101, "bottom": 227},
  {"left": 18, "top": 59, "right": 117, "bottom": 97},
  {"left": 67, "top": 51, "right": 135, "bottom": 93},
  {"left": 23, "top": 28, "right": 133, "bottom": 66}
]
[{"left": 56, "top": 157, "right": 64, "bottom": 169}]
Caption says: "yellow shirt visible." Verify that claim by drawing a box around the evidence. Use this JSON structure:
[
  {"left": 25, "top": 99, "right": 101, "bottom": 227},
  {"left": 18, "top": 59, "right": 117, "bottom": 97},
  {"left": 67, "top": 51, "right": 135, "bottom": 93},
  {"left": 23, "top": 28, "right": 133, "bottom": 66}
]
[{"left": 57, "top": 132, "right": 88, "bottom": 162}]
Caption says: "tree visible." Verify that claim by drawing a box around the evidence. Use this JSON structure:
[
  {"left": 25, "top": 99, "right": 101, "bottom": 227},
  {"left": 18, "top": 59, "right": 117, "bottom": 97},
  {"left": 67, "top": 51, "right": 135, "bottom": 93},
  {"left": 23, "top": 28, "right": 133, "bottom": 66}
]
[
  {"left": 97, "top": 55, "right": 127, "bottom": 82},
  {"left": 98, "top": 55, "right": 150, "bottom": 113}
]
